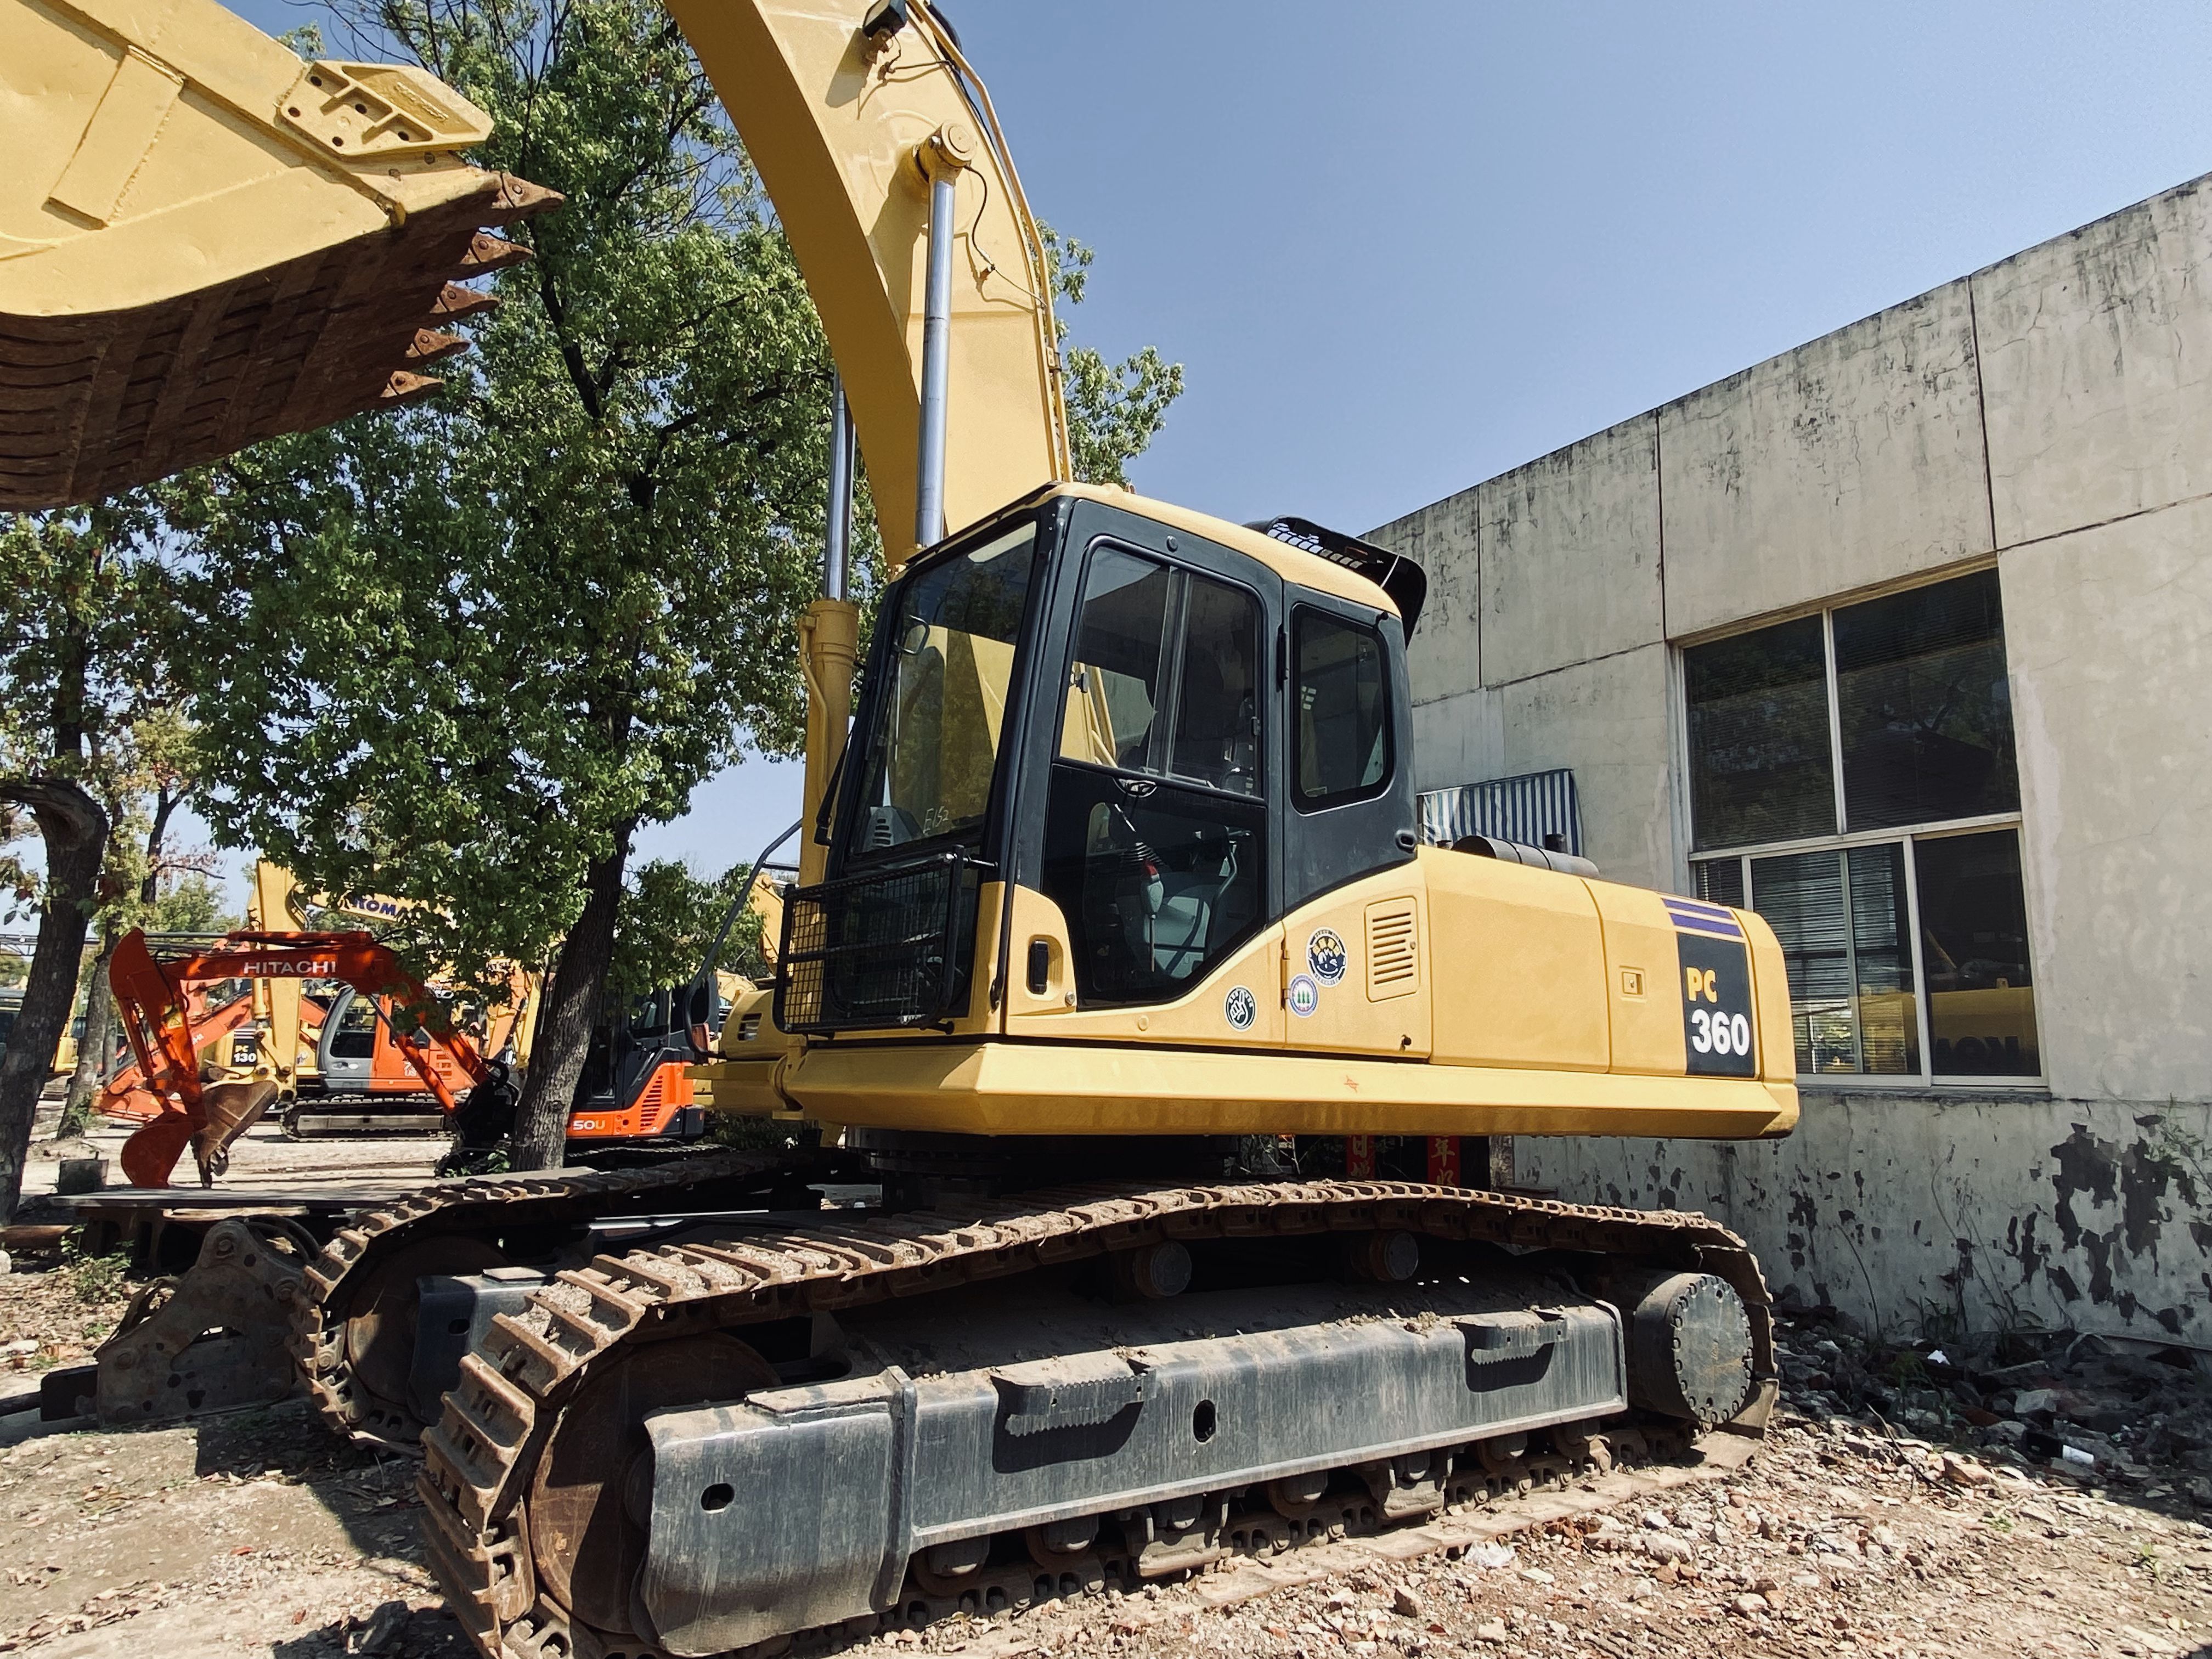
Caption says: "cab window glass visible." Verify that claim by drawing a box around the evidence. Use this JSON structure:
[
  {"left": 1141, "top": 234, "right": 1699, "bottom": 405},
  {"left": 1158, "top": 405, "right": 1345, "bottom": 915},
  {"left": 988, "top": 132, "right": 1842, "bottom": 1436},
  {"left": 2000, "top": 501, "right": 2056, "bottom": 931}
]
[
  {"left": 329, "top": 992, "right": 379, "bottom": 1059},
  {"left": 1294, "top": 610, "right": 1391, "bottom": 808},
  {"left": 1044, "top": 543, "right": 1266, "bottom": 1006},
  {"left": 1059, "top": 546, "right": 1260, "bottom": 796},
  {"left": 845, "top": 522, "right": 1035, "bottom": 857}
]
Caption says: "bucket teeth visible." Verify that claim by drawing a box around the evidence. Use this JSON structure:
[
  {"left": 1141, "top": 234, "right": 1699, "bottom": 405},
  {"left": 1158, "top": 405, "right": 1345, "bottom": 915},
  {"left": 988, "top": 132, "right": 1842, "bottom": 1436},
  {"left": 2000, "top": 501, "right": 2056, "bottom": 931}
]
[
  {"left": 380, "top": 370, "right": 445, "bottom": 405},
  {"left": 433, "top": 284, "right": 502, "bottom": 320},
  {"left": 1, "top": 193, "right": 548, "bottom": 508},
  {"left": 488, "top": 176, "right": 564, "bottom": 222},
  {"left": 455, "top": 233, "right": 535, "bottom": 278},
  {"left": 405, "top": 329, "right": 471, "bottom": 365}
]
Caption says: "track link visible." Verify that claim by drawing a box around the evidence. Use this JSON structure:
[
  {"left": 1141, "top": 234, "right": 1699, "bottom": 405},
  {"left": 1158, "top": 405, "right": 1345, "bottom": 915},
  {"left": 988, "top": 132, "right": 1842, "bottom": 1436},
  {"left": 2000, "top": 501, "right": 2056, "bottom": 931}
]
[
  {"left": 415, "top": 1179, "right": 1776, "bottom": 1659},
  {"left": 293, "top": 1150, "right": 805, "bottom": 1446}
]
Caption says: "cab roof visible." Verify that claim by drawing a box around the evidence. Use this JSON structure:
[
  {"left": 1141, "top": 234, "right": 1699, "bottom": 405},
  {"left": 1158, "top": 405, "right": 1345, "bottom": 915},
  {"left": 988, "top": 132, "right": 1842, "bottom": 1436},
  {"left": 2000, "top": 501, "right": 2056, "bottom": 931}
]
[{"left": 1046, "top": 484, "right": 1412, "bottom": 623}]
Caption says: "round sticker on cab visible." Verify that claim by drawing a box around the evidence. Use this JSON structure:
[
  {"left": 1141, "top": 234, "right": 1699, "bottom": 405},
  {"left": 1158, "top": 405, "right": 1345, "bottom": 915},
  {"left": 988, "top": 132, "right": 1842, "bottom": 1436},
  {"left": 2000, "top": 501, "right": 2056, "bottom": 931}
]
[
  {"left": 1306, "top": 928, "right": 1348, "bottom": 986},
  {"left": 1223, "top": 985, "right": 1257, "bottom": 1032},
  {"left": 1288, "top": 974, "right": 1320, "bottom": 1018}
]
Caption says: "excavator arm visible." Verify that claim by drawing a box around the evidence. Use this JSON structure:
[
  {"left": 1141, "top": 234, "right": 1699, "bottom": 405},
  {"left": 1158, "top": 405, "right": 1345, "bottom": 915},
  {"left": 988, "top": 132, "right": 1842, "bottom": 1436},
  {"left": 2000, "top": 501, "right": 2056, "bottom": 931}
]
[
  {"left": 4, "top": 0, "right": 1065, "bottom": 560},
  {"left": 109, "top": 924, "right": 490, "bottom": 1186}
]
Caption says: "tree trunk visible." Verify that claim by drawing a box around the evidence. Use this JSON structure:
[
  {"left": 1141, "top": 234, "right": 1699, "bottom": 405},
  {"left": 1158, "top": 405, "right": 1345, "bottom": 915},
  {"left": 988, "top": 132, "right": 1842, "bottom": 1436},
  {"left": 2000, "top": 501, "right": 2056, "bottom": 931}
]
[
  {"left": 0, "top": 779, "right": 109, "bottom": 1225},
  {"left": 55, "top": 923, "right": 117, "bottom": 1137},
  {"left": 511, "top": 822, "right": 634, "bottom": 1170}
]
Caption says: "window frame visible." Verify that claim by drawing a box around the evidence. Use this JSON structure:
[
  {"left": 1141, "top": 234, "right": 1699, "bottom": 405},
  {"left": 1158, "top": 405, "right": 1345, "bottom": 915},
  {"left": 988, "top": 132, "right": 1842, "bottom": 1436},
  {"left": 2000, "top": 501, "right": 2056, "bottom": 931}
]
[
  {"left": 1057, "top": 535, "right": 1269, "bottom": 799},
  {"left": 1288, "top": 603, "right": 1397, "bottom": 814},
  {"left": 828, "top": 509, "right": 1047, "bottom": 876},
  {"left": 1678, "top": 569, "right": 2042, "bottom": 1091}
]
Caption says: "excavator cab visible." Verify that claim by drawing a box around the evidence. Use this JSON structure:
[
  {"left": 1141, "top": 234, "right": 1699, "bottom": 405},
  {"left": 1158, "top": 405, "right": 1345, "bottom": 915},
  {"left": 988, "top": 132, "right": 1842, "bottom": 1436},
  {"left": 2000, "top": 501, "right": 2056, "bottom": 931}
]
[{"left": 782, "top": 486, "right": 1423, "bottom": 1036}]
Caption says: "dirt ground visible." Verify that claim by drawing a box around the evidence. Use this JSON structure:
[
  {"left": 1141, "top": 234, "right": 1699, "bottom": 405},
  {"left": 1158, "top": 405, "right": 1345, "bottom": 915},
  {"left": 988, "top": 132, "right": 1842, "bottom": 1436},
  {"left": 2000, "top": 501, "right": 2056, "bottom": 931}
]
[
  {"left": 0, "top": 1148, "right": 2208, "bottom": 1657},
  {"left": 13, "top": 1120, "right": 454, "bottom": 1211}
]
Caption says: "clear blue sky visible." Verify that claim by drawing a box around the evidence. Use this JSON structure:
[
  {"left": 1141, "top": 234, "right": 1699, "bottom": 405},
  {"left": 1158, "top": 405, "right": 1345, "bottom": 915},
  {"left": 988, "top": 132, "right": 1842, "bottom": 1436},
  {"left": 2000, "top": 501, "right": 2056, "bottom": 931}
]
[{"left": 204, "top": 0, "right": 2212, "bottom": 889}]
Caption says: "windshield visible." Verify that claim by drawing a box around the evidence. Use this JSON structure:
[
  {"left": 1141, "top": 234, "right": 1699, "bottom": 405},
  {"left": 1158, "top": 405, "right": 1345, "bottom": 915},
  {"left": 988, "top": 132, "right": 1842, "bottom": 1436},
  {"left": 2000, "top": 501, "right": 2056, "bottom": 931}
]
[{"left": 843, "top": 520, "right": 1037, "bottom": 859}]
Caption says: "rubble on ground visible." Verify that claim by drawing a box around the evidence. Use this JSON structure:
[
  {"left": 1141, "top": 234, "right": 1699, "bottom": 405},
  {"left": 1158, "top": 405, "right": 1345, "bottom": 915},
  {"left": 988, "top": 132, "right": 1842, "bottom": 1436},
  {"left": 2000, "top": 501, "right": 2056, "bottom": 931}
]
[{"left": 0, "top": 1184, "right": 2205, "bottom": 1656}]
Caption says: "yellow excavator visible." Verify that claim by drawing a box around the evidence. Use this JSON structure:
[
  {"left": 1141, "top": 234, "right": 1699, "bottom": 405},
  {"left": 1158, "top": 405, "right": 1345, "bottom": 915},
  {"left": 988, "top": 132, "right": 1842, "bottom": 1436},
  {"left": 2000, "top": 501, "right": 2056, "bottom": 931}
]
[{"left": 5, "top": 0, "right": 1799, "bottom": 1651}]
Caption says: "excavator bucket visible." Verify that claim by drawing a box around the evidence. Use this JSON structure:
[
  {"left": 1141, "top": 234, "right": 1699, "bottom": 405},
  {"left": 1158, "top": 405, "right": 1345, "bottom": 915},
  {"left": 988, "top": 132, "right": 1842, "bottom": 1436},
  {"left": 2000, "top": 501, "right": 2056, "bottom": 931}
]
[{"left": 1, "top": 0, "right": 556, "bottom": 509}]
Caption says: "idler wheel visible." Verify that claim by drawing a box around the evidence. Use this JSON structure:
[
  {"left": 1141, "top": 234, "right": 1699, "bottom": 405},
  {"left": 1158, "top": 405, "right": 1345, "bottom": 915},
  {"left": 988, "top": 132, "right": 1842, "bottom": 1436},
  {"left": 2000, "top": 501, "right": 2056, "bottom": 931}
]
[
  {"left": 528, "top": 1334, "right": 776, "bottom": 1638},
  {"left": 342, "top": 1234, "right": 511, "bottom": 1415},
  {"left": 1624, "top": 1271, "right": 1753, "bottom": 1425}
]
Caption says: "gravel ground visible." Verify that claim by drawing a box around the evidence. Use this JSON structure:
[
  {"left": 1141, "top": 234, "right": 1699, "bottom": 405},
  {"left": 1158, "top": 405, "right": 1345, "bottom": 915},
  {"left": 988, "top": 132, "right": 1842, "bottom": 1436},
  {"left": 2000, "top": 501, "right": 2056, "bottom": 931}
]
[
  {"left": 0, "top": 1211, "right": 2206, "bottom": 1657},
  {"left": 934, "top": 1418, "right": 2212, "bottom": 1659}
]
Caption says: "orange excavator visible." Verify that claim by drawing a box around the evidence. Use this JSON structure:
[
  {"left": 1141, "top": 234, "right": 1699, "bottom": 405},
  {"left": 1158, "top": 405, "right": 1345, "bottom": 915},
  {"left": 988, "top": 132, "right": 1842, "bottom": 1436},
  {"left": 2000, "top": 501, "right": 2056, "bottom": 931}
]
[
  {"left": 98, "top": 978, "right": 287, "bottom": 1124},
  {"left": 109, "top": 926, "right": 515, "bottom": 1187}
]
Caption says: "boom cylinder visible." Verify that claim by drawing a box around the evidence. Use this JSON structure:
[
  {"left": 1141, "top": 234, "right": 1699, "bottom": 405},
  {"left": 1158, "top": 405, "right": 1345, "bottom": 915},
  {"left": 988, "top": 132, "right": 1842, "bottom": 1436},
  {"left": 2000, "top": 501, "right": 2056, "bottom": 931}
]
[
  {"left": 799, "top": 372, "right": 863, "bottom": 885},
  {"left": 915, "top": 173, "right": 956, "bottom": 548},
  {"left": 825, "top": 375, "right": 854, "bottom": 602},
  {"left": 915, "top": 125, "right": 974, "bottom": 550}
]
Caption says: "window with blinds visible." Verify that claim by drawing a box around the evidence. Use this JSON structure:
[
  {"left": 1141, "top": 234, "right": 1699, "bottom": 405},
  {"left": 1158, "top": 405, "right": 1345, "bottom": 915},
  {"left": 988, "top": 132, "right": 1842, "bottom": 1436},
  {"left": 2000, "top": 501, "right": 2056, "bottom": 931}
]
[{"left": 1684, "top": 570, "right": 2038, "bottom": 1085}]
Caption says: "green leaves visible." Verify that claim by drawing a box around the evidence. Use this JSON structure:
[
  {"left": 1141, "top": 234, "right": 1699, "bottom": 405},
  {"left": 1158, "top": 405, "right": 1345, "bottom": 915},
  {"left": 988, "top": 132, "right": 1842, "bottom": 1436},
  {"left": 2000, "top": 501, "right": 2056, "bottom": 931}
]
[
  {"left": 0, "top": 498, "right": 188, "bottom": 926},
  {"left": 607, "top": 857, "right": 769, "bottom": 1006},
  {"left": 169, "top": 0, "right": 837, "bottom": 998}
]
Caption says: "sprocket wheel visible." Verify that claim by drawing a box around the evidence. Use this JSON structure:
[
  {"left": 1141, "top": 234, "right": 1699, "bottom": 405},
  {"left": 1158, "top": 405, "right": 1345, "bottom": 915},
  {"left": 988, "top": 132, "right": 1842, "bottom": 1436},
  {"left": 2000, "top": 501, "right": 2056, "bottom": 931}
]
[{"left": 341, "top": 1234, "right": 512, "bottom": 1417}]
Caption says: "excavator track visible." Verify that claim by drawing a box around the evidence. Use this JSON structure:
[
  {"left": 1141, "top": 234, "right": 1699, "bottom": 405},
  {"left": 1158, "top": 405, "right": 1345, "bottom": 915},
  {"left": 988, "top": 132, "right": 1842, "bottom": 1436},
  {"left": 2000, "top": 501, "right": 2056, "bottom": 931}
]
[
  {"left": 416, "top": 1179, "right": 1777, "bottom": 1659},
  {"left": 294, "top": 1150, "right": 810, "bottom": 1446}
]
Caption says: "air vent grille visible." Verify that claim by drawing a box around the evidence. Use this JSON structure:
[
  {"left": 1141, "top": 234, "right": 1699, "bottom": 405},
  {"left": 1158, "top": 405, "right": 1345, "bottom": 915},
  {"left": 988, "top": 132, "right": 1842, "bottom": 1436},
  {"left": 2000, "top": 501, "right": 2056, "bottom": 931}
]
[{"left": 1365, "top": 901, "right": 1419, "bottom": 1001}]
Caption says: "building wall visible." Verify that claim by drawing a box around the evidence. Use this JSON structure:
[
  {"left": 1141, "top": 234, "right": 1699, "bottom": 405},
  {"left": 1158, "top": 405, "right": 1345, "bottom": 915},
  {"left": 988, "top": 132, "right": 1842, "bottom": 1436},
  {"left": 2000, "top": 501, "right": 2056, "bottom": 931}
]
[
  {"left": 1517, "top": 1096, "right": 2212, "bottom": 1346},
  {"left": 1374, "top": 173, "right": 2212, "bottom": 1341}
]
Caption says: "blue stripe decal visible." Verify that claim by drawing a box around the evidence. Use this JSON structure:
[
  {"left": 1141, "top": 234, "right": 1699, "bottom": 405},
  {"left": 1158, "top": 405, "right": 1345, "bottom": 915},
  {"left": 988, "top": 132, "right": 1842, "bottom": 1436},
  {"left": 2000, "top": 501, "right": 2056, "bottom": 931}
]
[
  {"left": 1668, "top": 915, "right": 1745, "bottom": 939},
  {"left": 1663, "top": 898, "right": 1736, "bottom": 919}
]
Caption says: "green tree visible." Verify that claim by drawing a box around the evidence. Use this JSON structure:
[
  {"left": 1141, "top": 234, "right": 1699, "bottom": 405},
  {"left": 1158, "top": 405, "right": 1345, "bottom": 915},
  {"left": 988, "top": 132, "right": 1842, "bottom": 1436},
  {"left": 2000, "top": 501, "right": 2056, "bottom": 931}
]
[
  {"left": 168, "top": 0, "right": 1183, "bottom": 1170},
  {"left": 171, "top": 0, "right": 832, "bottom": 1167},
  {"left": 0, "top": 500, "right": 171, "bottom": 1222},
  {"left": 145, "top": 871, "right": 234, "bottom": 936},
  {"left": 56, "top": 708, "right": 222, "bottom": 1136},
  {"left": 608, "top": 857, "right": 774, "bottom": 1009},
  {"left": 1039, "top": 225, "right": 1184, "bottom": 488}
]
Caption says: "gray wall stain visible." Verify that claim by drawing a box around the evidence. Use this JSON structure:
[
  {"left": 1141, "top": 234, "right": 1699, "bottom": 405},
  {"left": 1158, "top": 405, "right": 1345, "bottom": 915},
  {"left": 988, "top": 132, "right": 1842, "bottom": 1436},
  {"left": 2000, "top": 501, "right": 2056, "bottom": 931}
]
[{"left": 1519, "top": 1094, "right": 2212, "bottom": 1343}]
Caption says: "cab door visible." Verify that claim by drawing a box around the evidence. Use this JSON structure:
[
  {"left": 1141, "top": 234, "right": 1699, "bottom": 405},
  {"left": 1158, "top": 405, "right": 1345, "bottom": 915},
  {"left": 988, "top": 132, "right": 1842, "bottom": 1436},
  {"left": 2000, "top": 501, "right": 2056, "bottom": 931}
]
[
  {"left": 1276, "top": 590, "right": 1428, "bottom": 1057},
  {"left": 1003, "top": 501, "right": 1286, "bottom": 1048}
]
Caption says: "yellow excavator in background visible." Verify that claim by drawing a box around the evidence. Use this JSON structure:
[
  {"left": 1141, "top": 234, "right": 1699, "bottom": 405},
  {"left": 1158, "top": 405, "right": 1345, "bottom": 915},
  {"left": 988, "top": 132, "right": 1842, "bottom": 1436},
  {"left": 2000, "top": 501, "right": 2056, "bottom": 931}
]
[{"left": 5, "top": 1, "right": 1799, "bottom": 1652}]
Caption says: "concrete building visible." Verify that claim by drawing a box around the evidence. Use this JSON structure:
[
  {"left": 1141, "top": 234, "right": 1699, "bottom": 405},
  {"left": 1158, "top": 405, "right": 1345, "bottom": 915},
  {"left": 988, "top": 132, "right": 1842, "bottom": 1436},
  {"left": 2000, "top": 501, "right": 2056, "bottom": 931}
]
[{"left": 1373, "top": 173, "right": 2212, "bottom": 1347}]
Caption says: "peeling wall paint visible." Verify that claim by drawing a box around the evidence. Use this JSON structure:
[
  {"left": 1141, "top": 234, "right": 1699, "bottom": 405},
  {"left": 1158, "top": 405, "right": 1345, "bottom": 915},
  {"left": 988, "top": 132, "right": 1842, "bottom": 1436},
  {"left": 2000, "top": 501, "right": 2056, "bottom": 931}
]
[{"left": 1519, "top": 1094, "right": 2212, "bottom": 1344}]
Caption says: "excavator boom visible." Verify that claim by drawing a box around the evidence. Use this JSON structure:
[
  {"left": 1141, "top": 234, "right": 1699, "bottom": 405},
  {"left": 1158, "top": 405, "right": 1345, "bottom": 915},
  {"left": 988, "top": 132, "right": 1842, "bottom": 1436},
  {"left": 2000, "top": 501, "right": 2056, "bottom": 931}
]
[
  {"left": 673, "top": 0, "right": 1070, "bottom": 565},
  {"left": 1, "top": 0, "right": 554, "bottom": 508}
]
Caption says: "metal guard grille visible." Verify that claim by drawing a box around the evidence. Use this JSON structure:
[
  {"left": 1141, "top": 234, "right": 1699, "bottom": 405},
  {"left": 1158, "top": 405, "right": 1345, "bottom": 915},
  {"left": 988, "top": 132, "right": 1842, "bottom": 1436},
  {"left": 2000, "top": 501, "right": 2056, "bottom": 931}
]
[{"left": 774, "top": 850, "right": 974, "bottom": 1034}]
